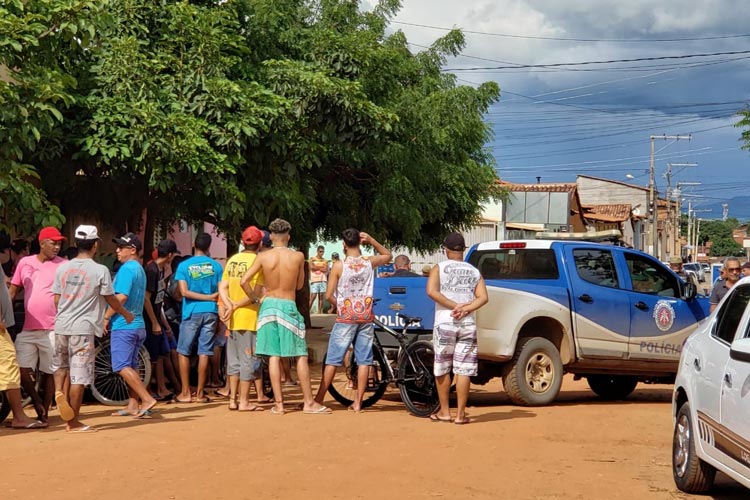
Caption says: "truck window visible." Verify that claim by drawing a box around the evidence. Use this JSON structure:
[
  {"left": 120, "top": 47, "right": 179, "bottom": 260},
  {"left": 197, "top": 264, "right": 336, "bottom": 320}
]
[
  {"left": 624, "top": 253, "right": 679, "bottom": 297},
  {"left": 713, "top": 285, "right": 750, "bottom": 344},
  {"left": 572, "top": 249, "right": 619, "bottom": 288},
  {"left": 468, "top": 249, "right": 559, "bottom": 280}
]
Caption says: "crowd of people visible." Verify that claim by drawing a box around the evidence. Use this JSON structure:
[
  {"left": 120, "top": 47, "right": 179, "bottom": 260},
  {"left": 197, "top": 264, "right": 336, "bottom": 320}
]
[{"left": 0, "top": 219, "right": 487, "bottom": 431}]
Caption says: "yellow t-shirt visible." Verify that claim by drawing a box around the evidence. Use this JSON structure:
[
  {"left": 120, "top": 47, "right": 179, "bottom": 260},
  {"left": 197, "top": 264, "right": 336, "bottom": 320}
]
[{"left": 222, "top": 252, "right": 264, "bottom": 331}]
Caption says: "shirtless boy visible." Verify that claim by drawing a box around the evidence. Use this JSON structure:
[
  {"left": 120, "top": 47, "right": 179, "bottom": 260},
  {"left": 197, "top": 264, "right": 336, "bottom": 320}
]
[{"left": 240, "top": 219, "right": 330, "bottom": 415}]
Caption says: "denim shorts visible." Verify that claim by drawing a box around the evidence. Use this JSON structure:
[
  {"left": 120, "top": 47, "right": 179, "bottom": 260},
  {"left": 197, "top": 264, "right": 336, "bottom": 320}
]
[
  {"left": 111, "top": 329, "right": 147, "bottom": 372},
  {"left": 325, "top": 322, "right": 374, "bottom": 366},
  {"left": 177, "top": 312, "right": 218, "bottom": 356}
]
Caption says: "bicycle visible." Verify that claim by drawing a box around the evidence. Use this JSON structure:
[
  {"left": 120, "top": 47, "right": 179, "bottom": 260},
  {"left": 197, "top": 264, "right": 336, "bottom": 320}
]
[
  {"left": 90, "top": 336, "right": 151, "bottom": 406},
  {"left": 325, "top": 312, "right": 438, "bottom": 417}
]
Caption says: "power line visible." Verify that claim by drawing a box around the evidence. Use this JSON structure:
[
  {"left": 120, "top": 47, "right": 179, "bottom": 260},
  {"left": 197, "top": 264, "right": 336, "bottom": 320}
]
[
  {"left": 393, "top": 20, "right": 750, "bottom": 43},
  {"left": 444, "top": 50, "right": 750, "bottom": 71}
]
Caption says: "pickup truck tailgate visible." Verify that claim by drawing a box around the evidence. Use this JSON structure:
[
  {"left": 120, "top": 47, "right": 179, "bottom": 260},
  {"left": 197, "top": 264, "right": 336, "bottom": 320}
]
[{"left": 372, "top": 277, "right": 433, "bottom": 331}]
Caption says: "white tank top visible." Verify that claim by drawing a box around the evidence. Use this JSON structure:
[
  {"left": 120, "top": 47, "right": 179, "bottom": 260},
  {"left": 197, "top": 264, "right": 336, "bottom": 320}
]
[
  {"left": 336, "top": 256, "right": 374, "bottom": 324},
  {"left": 434, "top": 260, "right": 481, "bottom": 326}
]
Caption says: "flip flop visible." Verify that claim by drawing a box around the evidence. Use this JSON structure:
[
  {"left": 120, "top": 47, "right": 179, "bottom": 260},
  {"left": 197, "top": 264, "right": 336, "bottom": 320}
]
[
  {"left": 134, "top": 409, "right": 154, "bottom": 419},
  {"left": 212, "top": 390, "right": 230, "bottom": 399},
  {"left": 429, "top": 414, "right": 453, "bottom": 423},
  {"left": 55, "top": 391, "right": 75, "bottom": 422},
  {"left": 303, "top": 406, "right": 332, "bottom": 415},
  {"left": 12, "top": 420, "right": 48, "bottom": 429},
  {"left": 194, "top": 396, "right": 211, "bottom": 404},
  {"left": 153, "top": 393, "right": 174, "bottom": 402},
  {"left": 454, "top": 417, "right": 472, "bottom": 425},
  {"left": 238, "top": 405, "right": 264, "bottom": 412},
  {"left": 67, "top": 425, "right": 97, "bottom": 433},
  {"left": 270, "top": 407, "right": 285, "bottom": 415},
  {"left": 111, "top": 409, "right": 137, "bottom": 417}
]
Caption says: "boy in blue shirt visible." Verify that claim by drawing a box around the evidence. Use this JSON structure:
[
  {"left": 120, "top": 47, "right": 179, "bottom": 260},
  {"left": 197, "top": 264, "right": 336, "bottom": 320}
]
[
  {"left": 105, "top": 232, "right": 157, "bottom": 418},
  {"left": 174, "top": 233, "right": 223, "bottom": 403}
]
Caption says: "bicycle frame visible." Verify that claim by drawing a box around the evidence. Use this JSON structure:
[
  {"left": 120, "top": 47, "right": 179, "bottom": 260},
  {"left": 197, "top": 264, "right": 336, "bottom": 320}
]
[{"left": 372, "top": 316, "right": 423, "bottom": 386}]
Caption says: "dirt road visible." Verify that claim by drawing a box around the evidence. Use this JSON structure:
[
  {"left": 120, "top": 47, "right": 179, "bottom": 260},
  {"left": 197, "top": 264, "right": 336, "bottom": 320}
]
[{"left": 1, "top": 376, "right": 745, "bottom": 500}]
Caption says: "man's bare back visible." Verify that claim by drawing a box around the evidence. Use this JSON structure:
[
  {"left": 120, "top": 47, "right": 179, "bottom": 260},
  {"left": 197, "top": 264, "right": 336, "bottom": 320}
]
[{"left": 256, "top": 247, "right": 304, "bottom": 301}]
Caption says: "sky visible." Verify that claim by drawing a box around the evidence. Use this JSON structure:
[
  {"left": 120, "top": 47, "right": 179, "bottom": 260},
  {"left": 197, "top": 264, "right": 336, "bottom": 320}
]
[{"left": 383, "top": 0, "right": 750, "bottom": 218}]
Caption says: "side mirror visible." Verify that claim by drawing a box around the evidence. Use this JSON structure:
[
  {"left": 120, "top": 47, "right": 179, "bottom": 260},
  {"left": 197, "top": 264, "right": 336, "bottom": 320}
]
[
  {"left": 730, "top": 337, "right": 750, "bottom": 363},
  {"left": 682, "top": 282, "right": 697, "bottom": 300}
]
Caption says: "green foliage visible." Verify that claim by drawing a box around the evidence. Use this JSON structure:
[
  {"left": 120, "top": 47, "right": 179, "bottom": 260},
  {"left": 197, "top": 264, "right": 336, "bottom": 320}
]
[
  {"left": 700, "top": 218, "right": 744, "bottom": 257},
  {"left": 2, "top": 0, "right": 501, "bottom": 251},
  {"left": 736, "top": 105, "right": 750, "bottom": 151}
]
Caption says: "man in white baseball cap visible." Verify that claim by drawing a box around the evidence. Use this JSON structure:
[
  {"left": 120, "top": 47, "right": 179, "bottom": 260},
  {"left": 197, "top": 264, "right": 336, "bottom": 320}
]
[{"left": 51, "top": 225, "right": 134, "bottom": 432}]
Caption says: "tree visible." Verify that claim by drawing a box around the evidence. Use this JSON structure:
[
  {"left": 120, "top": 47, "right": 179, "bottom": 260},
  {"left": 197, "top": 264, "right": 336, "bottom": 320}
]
[
  {"left": 2, "top": 0, "right": 501, "bottom": 254},
  {"left": 699, "top": 218, "right": 743, "bottom": 257},
  {"left": 0, "top": 0, "right": 90, "bottom": 234}
]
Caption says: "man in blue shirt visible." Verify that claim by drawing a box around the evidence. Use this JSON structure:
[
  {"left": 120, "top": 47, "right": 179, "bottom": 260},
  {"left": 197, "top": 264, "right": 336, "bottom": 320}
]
[
  {"left": 105, "top": 232, "right": 157, "bottom": 418},
  {"left": 174, "top": 233, "right": 222, "bottom": 403}
]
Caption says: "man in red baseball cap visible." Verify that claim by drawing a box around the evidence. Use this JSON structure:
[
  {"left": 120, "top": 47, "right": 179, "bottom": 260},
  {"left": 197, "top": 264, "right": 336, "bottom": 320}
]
[
  {"left": 9, "top": 226, "right": 66, "bottom": 422},
  {"left": 218, "top": 226, "right": 269, "bottom": 411}
]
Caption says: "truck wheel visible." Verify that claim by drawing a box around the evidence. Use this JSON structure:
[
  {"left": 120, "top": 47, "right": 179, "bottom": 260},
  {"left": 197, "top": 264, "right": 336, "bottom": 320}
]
[
  {"left": 502, "top": 337, "right": 563, "bottom": 406},
  {"left": 586, "top": 375, "right": 638, "bottom": 400},
  {"left": 673, "top": 401, "right": 716, "bottom": 493}
]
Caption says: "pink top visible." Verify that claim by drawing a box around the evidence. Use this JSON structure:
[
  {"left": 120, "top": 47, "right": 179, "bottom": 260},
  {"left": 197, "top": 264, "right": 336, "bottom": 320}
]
[{"left": 11, "top": 255, "right": 65, "bottom": 330}]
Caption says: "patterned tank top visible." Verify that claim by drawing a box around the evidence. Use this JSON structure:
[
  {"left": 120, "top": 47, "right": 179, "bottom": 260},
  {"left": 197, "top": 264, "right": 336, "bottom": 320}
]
[{"left": 336, "top": 256, "right": 374, "bottom": 324}]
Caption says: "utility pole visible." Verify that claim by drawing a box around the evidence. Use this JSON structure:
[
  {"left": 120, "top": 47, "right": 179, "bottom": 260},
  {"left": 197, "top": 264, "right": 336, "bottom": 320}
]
[
  {"left": 675, "top": 182, "right": 701, "bottom": 259},
  {"left": 666, "top": 163, "right": 697, "bottom": 259},
  {"left": 692, "top": 209, "right": 713, "bottom": 260},
  {"left": 649, "top": 134, "right": 691, "bottom": 259},
  {"left": 685, "top": 200, "right": 695, "bottom": 257}
]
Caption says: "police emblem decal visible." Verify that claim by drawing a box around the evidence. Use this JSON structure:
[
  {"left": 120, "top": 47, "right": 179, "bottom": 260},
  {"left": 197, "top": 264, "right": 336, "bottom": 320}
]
[{"left": 652, "top": 301, "right": 675, "bottom": 332}]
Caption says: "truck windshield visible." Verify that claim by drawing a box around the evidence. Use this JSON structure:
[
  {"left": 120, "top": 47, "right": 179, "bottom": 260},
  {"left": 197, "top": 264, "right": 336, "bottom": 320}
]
[{"left": 468, "top": 249, "right": 559, "bottom": 280}]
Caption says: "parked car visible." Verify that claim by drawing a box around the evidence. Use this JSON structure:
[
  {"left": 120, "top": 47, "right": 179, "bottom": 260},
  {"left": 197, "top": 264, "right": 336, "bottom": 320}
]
[
  {"left": 683, "top": 262, "right": 705, "bottom": 282},
  {"left": 671, "top": 278, "right": 750, "bottom": 493}
]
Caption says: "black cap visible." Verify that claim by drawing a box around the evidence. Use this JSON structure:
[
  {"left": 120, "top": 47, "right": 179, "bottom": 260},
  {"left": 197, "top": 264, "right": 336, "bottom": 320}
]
[
  {"left": 261, "top": 230, "right": 272, "bottom": 249},
  {"left": 157, "top": 239, "right": 180, "bottom": 255},
  {"left": 443, "top": 232, "right": 466, "bottom": 251},
  {"left": 113, "top": 232, "right": 143, "bottom": 251}
]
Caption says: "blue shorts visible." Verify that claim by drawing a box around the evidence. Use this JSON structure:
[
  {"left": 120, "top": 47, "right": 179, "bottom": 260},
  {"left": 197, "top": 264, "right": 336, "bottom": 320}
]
[
  {"left": 111, "top": 329, "right": 147, "bottom": 372},
  {"left": 310, "top": 281, "right": 327, "bottom": 294},
  {"left": 177, "top": 313, "right": 218, "bottom": 356},
  {"left": 325, "top": 322, "right": 374, "bottom": 366}
]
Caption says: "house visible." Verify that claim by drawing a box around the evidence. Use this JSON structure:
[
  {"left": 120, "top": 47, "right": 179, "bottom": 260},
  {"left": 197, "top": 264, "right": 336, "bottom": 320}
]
[
  {"left": 576, "top": 175, "right": 678, "bottom": 259},
  {"left": 498, "top": 181, "right": 587, "bottom": 239}
]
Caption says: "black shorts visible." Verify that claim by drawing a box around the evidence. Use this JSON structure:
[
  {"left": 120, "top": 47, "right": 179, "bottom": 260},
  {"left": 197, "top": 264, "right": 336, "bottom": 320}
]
[{"left": 144, "top": 330, "right": 170, "bottom": 360}]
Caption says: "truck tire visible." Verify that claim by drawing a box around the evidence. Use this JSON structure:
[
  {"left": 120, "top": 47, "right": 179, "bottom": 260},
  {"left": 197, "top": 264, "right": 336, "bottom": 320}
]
[
  {"left": 502, "top": 337, "right": 563, "bottom": 406},
  {"left": 587, "top": 375, "right": 638, "bottom": 400}
]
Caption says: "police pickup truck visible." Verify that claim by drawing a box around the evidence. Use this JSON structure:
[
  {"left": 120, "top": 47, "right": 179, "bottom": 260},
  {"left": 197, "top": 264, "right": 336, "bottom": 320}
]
[{"left": 373, "top": 234, "right": 710, "bottom": 406}]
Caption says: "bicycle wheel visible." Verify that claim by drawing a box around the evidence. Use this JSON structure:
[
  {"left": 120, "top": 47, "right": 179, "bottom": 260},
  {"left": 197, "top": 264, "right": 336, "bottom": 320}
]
[
  {"left": 326, "top": 346, "right": 388, "bottom": 409},
  {"left": 90, "top": 338, "right": 152, "bottom": 406},
  {"left": 398, "top": 340, "right": 439, "bottom": 417}
]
